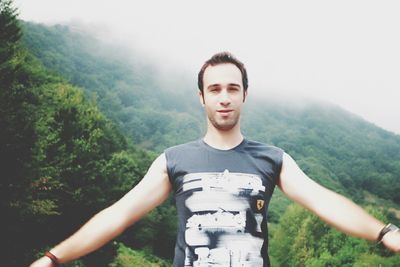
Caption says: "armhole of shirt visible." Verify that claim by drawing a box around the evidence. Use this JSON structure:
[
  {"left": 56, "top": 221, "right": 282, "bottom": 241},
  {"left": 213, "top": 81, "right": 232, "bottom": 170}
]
[
  {"left": 274, "top": 148, "right": 285, "bottom": 186},
  {"left": 164, "top": 149, "right": 175, "bottom": 185}
]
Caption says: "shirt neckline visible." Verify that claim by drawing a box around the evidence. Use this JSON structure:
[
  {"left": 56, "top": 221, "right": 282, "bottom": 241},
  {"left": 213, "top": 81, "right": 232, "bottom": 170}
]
[{"left": 199, "top": 137, "right": 247, "bottom": 153}]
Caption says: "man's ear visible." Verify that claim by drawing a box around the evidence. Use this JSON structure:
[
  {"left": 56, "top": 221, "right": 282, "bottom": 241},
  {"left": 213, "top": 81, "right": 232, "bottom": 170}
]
[
  {"left": 199, "top": 90, "right": 205, "bottom": 106},
  {"left": 243, "top": 90, "right": 248, "bottom": 103}
]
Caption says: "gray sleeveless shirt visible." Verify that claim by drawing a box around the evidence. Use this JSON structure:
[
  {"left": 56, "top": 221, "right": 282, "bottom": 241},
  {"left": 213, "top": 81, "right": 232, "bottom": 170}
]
[{"left": 165, "top": 138, "right": 283, "bottom": 267}]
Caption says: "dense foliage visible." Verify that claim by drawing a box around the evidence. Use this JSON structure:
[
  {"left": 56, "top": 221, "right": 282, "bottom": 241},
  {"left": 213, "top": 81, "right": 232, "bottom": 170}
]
[
  {"left": 0, "top": 1, "right": 170, "bottom": 265},
  {"left": 109, "top": 243, "right": 172, "bottom": 267},
  {"left": 1, "top": 0, "right": 399, "bottom": 265},
  {"left": 270, "top": 204, "right": 400, "bottom": 266}
]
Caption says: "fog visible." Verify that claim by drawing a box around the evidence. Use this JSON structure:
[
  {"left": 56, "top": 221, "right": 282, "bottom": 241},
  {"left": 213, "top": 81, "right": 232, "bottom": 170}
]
[{"left": 15, "top": 0, "right": 400, "bottom": 134}]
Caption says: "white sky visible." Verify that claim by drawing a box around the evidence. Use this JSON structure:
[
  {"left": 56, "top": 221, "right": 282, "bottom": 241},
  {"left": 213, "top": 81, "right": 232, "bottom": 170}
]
[{"left": 15, "top": 0, "right": 400, "bottom": 134}]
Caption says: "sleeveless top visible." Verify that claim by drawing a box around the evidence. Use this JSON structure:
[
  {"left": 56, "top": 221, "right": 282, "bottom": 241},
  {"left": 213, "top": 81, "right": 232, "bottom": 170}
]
[{"left": 165, "top": 138, "right": 284, "bottom": 267}]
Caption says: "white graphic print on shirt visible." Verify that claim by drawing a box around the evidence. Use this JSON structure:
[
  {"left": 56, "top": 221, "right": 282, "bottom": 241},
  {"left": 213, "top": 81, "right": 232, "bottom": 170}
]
[{"left": 182, "top": 169, "right": 266, "bottom": 266}]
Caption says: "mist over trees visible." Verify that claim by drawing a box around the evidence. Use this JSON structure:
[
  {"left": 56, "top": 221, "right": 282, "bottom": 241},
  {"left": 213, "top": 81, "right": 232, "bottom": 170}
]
[
  {"left": 1, "top": 0, "right": 400, "bottom": 265},
  {"left": 21, "top": 18, "right": 400, "bottom": 205}
]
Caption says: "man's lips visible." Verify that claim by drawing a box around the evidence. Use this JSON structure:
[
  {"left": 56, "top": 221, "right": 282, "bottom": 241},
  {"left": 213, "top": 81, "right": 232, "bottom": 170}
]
[{"left": 217, "top": 109, "right": 233, "bottom": 113}]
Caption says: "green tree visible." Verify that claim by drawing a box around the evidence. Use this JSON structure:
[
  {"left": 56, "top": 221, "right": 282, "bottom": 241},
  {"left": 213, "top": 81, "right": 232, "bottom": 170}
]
[
  {"left": 270, "top": 204, "right": 400, "bottom": 266},
  {"left": 1, "top": 2, "right": 155, "bottom": 265},
  {"left": 110, "top": 243, "right": 172, "bottom": 267}
]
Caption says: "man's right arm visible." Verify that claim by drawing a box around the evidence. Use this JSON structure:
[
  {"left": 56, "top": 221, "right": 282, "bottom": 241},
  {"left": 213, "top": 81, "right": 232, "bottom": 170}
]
[{"left": 30, "top": 153, "right": 172, "bottom": 267}]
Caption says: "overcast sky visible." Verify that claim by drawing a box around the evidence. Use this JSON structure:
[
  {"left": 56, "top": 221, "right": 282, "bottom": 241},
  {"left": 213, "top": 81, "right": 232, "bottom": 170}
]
[{"left": 14, "top": 0, "right": 400, "bottom": 134}]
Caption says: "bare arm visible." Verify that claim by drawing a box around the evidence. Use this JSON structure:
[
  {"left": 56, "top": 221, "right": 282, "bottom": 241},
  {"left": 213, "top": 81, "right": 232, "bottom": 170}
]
[
  {"left": 278, "top": 152, "right": 400, "bottom": 252},
  {"left": 31, "top": 153, "right": 171, "bottom": 266}
]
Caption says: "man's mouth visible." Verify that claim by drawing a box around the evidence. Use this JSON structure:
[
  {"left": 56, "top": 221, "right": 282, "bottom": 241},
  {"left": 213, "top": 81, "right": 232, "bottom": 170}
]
[{"left": 217, "top": 109, "right": 233, "bottom": 113}]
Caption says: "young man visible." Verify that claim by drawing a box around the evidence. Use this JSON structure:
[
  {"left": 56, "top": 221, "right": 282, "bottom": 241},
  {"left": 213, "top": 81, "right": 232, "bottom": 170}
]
[{"left": 31, "top": 52, "right": 400, "bottom": 267}]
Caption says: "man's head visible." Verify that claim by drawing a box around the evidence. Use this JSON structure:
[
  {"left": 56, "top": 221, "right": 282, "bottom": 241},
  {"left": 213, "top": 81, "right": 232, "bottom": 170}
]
[
  {"left": 198, "top": 52, "right": 248, "bottom": 131},
  {"left": 198, "top": 52, "right": 248, "bottom": 97}
]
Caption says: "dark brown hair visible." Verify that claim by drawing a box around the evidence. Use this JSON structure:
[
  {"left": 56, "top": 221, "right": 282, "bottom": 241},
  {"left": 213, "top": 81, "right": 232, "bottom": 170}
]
[{"left": 197, "top": 52, "right": 248, "bottom": 94}]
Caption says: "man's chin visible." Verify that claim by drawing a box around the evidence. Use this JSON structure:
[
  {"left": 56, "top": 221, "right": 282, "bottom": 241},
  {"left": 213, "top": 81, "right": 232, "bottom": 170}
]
[{"left": 213, "top": 121, "right": 238, "bottom": 131}]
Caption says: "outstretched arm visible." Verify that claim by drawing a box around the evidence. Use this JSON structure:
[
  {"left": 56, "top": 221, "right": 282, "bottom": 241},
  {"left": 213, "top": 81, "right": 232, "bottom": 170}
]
[
  {"left": 30, "top": 153, "right": 171, "bottom": 267},
  {"left": 278, "top": 152, "right": 400, "bottom": 252}
]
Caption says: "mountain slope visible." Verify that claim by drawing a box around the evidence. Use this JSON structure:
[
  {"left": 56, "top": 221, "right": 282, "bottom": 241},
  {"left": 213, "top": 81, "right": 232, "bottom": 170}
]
[
  {"left": 21, "top": 21, "right": 203, "bottom": 152},
  {"left": 243, "top": 99, "right": 400, "bottom": 204},
  {"left": 21, "top": 21, "right": 400, "bottom": 208}
]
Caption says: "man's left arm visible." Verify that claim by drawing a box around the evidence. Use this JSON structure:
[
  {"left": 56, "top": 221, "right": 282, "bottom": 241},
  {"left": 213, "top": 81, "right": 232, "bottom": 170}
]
[{"left": 278, "top": 152, "right": 400, "bottom": 252}]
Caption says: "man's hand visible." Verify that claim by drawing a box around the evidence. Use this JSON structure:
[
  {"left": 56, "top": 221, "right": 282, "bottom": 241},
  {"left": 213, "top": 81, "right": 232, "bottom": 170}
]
[
  {"left": 29, "top": 256, "right": 53, "bottom": 267},
  {"left": 382, "top": 230, "right": 400, "bottom": 253}
]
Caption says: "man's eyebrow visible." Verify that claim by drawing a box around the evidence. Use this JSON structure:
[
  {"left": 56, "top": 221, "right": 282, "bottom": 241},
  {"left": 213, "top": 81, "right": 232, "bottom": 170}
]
[
  {"left": 207, "top": 83, "right": 241, "bottom": 90},
  {"left": 207, "top": 84, "right": 221, "bottom": 90}
]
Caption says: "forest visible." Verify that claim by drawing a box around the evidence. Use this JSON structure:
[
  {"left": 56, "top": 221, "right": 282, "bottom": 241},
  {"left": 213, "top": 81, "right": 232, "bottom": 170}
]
[{"left": 1, "top": 0, "right": 400, "bottom": 265}]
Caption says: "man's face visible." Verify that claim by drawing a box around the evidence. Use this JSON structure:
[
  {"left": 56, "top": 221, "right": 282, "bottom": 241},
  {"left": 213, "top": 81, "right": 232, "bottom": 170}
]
[{"left": 200, "top": 63, "right": 247, "bottom": 131}]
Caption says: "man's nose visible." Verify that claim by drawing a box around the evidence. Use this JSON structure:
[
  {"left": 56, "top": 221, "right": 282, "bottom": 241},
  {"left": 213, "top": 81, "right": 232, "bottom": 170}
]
[{"left": 219, "top": 90, "right": 231, "bottom": 106}]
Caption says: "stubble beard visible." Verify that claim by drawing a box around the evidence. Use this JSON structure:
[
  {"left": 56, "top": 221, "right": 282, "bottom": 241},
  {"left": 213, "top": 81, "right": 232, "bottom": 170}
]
[{"left": 208, "top": 111, "right": 240, "bottom": 131}]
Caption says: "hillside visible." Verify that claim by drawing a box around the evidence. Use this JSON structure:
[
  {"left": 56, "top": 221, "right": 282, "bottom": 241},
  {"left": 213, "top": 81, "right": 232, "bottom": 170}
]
[
  {"left": 21, "top": 21, "right": 203, "bottom": 152},
  {"left": 1, "top": 2, "right": 171, "bottom": 265},
  {"left": 21, "top": 21, "right": 400, "bottom": 207}
]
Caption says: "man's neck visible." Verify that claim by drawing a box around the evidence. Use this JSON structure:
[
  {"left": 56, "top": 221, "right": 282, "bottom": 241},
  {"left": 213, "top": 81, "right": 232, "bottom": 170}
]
[{"left": 203, "top": 123, "right": 244, "bottom": 150}]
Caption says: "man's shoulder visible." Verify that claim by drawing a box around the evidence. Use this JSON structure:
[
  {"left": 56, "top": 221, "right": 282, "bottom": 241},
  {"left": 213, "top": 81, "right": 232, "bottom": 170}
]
[
  {"left": 164, "top": 139, "right": 201, "bottom": 154},
  {"left": 244, "top": 139, "right": 284, "bottom": 173},
  {"left": 244, "top": 139, "right": 284, "bottom": 153},
  {"left": 163, "top": 139, "right": 202, "bottom": 166}
]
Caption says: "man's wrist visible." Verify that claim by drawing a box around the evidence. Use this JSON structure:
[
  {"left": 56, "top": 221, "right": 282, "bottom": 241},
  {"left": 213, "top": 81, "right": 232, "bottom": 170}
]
[
  {"left": 44, "top": 251, "right": 60, "bottom": 266},
  {"left": 377, "top": 223, "right": 399, "bottom": 243},
  {"left": 47, "top": 256, "right": 56, "bottom": 266}
]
